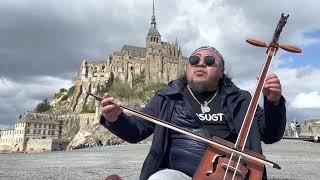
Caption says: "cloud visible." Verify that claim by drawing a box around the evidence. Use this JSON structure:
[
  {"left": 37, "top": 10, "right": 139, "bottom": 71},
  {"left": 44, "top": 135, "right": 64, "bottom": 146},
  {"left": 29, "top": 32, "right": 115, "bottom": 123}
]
[
  {"left": 236, "top": 63, "right": 320, "bottom": 121},
  {"left": 291, "top": 91, "right": 320, "bottom": 109},
  {"left": 0, "top": 76, "right": 72, "bottom": 125}
]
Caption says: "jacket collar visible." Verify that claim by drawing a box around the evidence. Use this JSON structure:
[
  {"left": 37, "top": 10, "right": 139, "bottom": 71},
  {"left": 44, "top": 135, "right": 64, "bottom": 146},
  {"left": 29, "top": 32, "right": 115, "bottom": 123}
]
[{"left": 157, "top": 77, "right": 240, "bottom": 97}]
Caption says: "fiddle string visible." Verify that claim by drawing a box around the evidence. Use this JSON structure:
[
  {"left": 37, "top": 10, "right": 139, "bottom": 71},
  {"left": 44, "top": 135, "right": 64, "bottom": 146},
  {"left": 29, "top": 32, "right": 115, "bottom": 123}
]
[
  {"left": 223, "top": 152, "right": 234, "bottom": 180},
  {"left": 232, "top": 155, "right": 242, "bottom": 180}
]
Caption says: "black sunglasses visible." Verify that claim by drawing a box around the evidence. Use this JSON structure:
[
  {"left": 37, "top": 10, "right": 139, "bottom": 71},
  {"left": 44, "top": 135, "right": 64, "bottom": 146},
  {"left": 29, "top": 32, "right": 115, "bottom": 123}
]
[{"left": 188, "top": 55, "right": 216, "bottom": 66}]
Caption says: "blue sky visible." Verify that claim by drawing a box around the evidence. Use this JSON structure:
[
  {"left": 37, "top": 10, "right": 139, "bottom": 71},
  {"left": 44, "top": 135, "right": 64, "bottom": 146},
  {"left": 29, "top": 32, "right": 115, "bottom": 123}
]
[
  {"left": 281, "top": 30, "right": 320, "bottom": 68},
  {"left": 0, "top": 0, "right": 320, "bottom": 127}
]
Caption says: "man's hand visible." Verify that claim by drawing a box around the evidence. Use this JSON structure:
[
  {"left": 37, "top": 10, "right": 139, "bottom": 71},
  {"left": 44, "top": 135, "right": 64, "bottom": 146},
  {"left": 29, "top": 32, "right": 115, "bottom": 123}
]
[
  {"left": 262, "top": 74, "right": 282, "bottom": 105},
  {"left": 100, "top": 93, "right": 122, "bottom": 123}
]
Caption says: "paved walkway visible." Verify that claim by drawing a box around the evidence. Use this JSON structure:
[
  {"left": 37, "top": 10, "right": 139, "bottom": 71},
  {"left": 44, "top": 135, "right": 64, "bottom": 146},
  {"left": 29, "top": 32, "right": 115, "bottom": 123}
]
[{"left": 0, "top": 139, "right": 319, "bottom": 180}]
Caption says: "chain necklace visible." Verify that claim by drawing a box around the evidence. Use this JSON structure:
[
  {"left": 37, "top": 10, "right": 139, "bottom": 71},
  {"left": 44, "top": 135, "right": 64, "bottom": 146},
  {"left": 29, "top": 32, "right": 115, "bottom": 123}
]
[{"left": 187, "top": 85, "right": 219, "bottom": 113}]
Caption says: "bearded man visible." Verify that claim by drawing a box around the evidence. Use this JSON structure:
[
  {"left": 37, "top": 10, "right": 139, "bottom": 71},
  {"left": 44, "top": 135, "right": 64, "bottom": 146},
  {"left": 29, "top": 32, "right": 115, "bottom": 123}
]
[{"left": 100, "top": 46, "right": 286, "bottom": 180}]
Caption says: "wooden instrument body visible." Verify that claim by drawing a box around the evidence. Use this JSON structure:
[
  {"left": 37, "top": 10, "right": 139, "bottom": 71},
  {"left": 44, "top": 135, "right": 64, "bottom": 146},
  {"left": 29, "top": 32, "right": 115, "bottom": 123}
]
[{"left": 193, "top": 137, "right": 265, "bottom": 180}]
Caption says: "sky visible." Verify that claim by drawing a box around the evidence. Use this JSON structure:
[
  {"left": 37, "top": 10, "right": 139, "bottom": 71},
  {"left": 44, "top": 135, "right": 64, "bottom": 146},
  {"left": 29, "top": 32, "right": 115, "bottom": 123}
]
[{"left": 0, "top": 0, "right": 320, "bottom": 128}]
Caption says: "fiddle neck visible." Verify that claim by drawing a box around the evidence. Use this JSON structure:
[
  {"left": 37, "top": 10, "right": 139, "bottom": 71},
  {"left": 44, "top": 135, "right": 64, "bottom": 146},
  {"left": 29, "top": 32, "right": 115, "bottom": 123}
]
[{"left": 234, "top": 48, "right": 276, "bottom": 151}]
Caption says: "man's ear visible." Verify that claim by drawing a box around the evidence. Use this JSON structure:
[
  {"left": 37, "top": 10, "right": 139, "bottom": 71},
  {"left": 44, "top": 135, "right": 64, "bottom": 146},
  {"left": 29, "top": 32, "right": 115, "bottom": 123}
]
[{"left": 220, "top": 68, "right": 224, "bottom": 78}]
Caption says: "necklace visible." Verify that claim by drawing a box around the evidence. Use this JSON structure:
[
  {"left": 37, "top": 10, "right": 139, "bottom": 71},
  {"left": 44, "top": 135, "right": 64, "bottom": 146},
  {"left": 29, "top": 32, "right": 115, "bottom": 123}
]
[{"left": 187, "top": 85, "right": 219, "bottom": 113}]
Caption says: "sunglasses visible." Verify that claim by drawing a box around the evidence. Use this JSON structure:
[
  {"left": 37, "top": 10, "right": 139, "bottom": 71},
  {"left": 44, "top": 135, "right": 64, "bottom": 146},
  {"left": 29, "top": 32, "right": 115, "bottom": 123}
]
[{"left": 188, "top": 55, "right": 216, "bottom": 66}]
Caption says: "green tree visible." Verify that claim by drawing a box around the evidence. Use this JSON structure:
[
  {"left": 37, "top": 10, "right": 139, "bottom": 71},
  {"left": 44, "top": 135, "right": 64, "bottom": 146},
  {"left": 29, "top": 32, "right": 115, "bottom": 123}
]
[
  {"left": 34, "top": 98, "right": 52, "bottom": 113},
  {"left": 67, "top": 86, "right": 75, "bottom": 97}
]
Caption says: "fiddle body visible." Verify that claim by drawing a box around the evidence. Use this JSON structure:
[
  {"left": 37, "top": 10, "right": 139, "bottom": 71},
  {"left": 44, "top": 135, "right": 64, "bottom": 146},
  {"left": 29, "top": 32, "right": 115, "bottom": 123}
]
[{"left": 193, "top": 137, "right": 264, "bottom": 180}]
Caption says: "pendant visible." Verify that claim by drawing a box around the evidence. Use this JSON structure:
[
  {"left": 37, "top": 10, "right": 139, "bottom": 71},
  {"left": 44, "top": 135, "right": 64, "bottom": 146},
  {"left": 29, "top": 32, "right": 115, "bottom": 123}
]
[{"left": 201, "top": 101, "right": 211, "bottom": 113}]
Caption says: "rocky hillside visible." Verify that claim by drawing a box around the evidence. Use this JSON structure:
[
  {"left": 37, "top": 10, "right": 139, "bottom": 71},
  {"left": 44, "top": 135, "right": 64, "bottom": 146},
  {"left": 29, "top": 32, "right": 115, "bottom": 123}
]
[{"left": 47, "top": 71, "right": 165, "bottom": 149}]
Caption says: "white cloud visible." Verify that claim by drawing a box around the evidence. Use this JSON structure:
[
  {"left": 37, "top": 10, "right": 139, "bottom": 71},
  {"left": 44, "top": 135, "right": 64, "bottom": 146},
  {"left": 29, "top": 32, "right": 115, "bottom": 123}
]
[
  {"left": 0, "top": 76, "right": 72, "bottom": 125},
  {"left": 291, "top": 91, "right": 320, "bottom": 108}
]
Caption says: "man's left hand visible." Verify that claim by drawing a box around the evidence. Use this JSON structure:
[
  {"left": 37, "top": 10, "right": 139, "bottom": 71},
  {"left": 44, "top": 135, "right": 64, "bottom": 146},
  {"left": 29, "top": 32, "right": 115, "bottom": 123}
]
[{"left": 262, "top": 74, "right": 282, "bottom": 105}]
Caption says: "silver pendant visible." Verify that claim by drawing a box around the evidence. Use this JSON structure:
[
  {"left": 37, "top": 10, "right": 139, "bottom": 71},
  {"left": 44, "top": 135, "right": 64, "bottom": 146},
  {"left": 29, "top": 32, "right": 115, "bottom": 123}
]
[{"left": 201, "top": 101, "right": 211, "bottom": 113}]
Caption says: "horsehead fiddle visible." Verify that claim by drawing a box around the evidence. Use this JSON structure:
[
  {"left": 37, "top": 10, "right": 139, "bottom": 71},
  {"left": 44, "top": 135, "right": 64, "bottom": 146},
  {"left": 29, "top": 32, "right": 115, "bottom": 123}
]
[
  {"left": 88, "top": 13, "right": 302, "bottom": 180},
  {"left": 193, "top": 13, "right": 302, "bottom": 180}
]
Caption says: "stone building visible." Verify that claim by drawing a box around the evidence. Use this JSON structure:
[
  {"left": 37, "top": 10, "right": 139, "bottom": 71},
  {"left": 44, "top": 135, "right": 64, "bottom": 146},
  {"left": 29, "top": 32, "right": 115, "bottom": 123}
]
[
  {"left": 76, "top": 1, "right": 187, "bottom": 84},
  {"left": 0, "top": 112, "right": 70, "bottom": 152},
  {"left": 71, "top": 1, "right": 188, "bottom": 113}
]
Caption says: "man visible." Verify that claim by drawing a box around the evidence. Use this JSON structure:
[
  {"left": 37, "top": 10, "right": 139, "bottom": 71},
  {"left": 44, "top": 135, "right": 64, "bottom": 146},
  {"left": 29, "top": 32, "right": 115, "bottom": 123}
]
[{"left": 100, "top": 46, "right": 286, "bottom": 180}]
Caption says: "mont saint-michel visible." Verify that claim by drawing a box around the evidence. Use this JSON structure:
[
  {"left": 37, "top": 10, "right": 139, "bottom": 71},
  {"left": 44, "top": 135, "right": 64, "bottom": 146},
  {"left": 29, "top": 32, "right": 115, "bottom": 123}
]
[{"left": 0, "top": 2, "right": 188, "bottom": 153}]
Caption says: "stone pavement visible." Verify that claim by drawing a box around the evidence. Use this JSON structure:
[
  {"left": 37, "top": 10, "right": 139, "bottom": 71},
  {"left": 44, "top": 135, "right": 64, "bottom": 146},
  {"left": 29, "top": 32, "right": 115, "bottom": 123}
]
[{"left": 0, "top": 139, "right": 319, "bottom": 180}]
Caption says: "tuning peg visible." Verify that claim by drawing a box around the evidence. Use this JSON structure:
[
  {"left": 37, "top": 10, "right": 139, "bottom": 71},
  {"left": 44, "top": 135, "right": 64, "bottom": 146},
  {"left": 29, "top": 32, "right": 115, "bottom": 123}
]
[
  {"left": 246, "top": 38, "right": 268, "bottom": 48},
  {"left": 278, "top": 44, "right": 302, "bottom": 53}
]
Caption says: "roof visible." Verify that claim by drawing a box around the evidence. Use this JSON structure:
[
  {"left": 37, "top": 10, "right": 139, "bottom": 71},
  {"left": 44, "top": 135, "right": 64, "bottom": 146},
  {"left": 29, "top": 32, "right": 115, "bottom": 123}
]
[
  {"left": 1, "top": 125, "right": 15, "bottom": 131},
  {"left": 147, "top": 26, "right": 161, "bottom": 37},
  {"left": 112, "top": 51, "right": 122, "bottom": 56},
  {"left": 16, "top": 113, "right": 61, "bottom": 124},
  {"left": 122, "top": 45, "right": 147, "bottom": 52}
]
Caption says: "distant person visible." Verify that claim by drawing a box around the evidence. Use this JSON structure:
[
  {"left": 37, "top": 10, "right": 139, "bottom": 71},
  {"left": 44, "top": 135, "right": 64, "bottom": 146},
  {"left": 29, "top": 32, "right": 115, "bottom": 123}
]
[
  {"left": 290, "top": 120, "right": 301, "bottom": 138},
  {"left": 100, "top": 46, "right": 286, "bottom": 180}
]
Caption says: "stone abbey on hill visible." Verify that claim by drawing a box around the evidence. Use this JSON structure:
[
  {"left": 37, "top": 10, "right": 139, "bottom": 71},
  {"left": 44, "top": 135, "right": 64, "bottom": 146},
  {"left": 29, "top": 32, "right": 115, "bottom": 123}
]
[
  {"left": 77, "top": 2, "right": 187, "bottom": 85},
  {"left": 71, "top": 1, "right": 188, "bottom": 113}
]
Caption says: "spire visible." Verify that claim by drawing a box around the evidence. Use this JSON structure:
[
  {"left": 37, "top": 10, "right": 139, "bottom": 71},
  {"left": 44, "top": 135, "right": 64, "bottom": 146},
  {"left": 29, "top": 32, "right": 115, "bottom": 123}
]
[
  {"left": 147, "top": 0, "right": 160, "bottom": 37},
  {"left": 151, "top": 0, "right": 156, "bottom": 28},
  {"left": 153, "top": 0, "right": 155, "bottom": 16}
]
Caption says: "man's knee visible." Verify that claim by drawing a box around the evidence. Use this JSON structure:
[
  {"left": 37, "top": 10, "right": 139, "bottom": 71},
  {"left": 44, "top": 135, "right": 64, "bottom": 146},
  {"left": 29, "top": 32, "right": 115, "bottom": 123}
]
[{"left": 148, "top": 169, "right": 192, "bottom": 180}]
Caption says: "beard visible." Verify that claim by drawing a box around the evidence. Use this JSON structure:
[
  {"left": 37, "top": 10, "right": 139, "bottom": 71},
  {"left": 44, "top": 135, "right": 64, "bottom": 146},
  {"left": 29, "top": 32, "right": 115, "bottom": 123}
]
[{"left": 188, "top": 79, "right": 215, "bottom": 93}]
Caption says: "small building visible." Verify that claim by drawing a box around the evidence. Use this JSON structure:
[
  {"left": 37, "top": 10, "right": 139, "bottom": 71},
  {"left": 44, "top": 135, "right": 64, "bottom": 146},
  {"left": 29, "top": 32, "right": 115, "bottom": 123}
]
[{"left": 0, "top": 112, "right": 70, "bottom": 153}]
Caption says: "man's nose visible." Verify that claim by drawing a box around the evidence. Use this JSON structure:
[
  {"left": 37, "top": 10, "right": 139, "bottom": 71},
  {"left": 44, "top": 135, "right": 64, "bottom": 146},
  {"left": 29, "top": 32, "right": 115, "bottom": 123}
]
[{"left": 197, "top": 57, "right": 206, "bottom": 67}]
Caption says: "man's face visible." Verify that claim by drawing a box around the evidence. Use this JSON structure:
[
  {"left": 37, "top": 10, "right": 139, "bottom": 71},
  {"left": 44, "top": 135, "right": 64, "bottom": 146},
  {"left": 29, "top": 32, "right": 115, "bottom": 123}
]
[{"left": 186, "top": 49, "right": 223, "bottom": 92}]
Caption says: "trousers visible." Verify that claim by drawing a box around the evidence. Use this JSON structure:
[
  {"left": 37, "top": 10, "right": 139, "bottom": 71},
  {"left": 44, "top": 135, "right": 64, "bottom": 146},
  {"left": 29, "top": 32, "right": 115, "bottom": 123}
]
[{"left": 148, "top": 169, "right": 192, "bottom": 180}]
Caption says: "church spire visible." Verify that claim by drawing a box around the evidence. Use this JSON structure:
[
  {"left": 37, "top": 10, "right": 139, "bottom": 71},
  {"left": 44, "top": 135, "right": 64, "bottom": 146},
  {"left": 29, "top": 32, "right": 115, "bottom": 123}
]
[
  {"left": 147, "top": 0, "right": 160, "bottom": 37},
  {"left": 151, "top": 0, "right": 156, "bottom": 28}
]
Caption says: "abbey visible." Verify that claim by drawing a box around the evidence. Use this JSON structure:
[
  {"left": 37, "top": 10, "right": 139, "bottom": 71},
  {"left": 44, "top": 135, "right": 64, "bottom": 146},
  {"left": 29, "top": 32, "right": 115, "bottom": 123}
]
[{"left": 76, "top": 2, "right": 188, "bottom": 87}]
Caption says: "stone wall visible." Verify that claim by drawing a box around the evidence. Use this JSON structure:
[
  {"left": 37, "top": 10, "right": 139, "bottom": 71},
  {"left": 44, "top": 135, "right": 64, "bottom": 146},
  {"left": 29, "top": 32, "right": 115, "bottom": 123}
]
[{"left": 26, "top": 138, "right": 70, "bottom": 152}]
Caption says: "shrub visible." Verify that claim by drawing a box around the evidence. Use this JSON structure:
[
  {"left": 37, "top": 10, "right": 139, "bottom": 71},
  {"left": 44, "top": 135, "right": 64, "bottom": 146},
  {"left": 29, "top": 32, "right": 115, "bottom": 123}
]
[
  {"left": 81, "top": 105, "right": 95, "bottom": 113},
  {"left": 34, "top": 99, "right": 52, "bottom": 113},
  {"left": 67, "top": 86, "right": 76, "bottom": 97}
]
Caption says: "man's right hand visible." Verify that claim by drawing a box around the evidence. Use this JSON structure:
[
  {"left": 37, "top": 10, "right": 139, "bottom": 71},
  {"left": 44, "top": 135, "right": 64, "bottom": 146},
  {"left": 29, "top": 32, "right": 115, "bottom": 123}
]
[{"left": 100, "top": 93, "right": 122, "bottom": 123}]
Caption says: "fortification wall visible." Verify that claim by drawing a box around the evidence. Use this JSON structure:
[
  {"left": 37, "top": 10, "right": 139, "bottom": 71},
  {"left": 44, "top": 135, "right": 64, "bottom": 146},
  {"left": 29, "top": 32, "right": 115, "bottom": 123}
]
[{"left": 26, "top": 139, "right": 53, "bottom": 152}]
